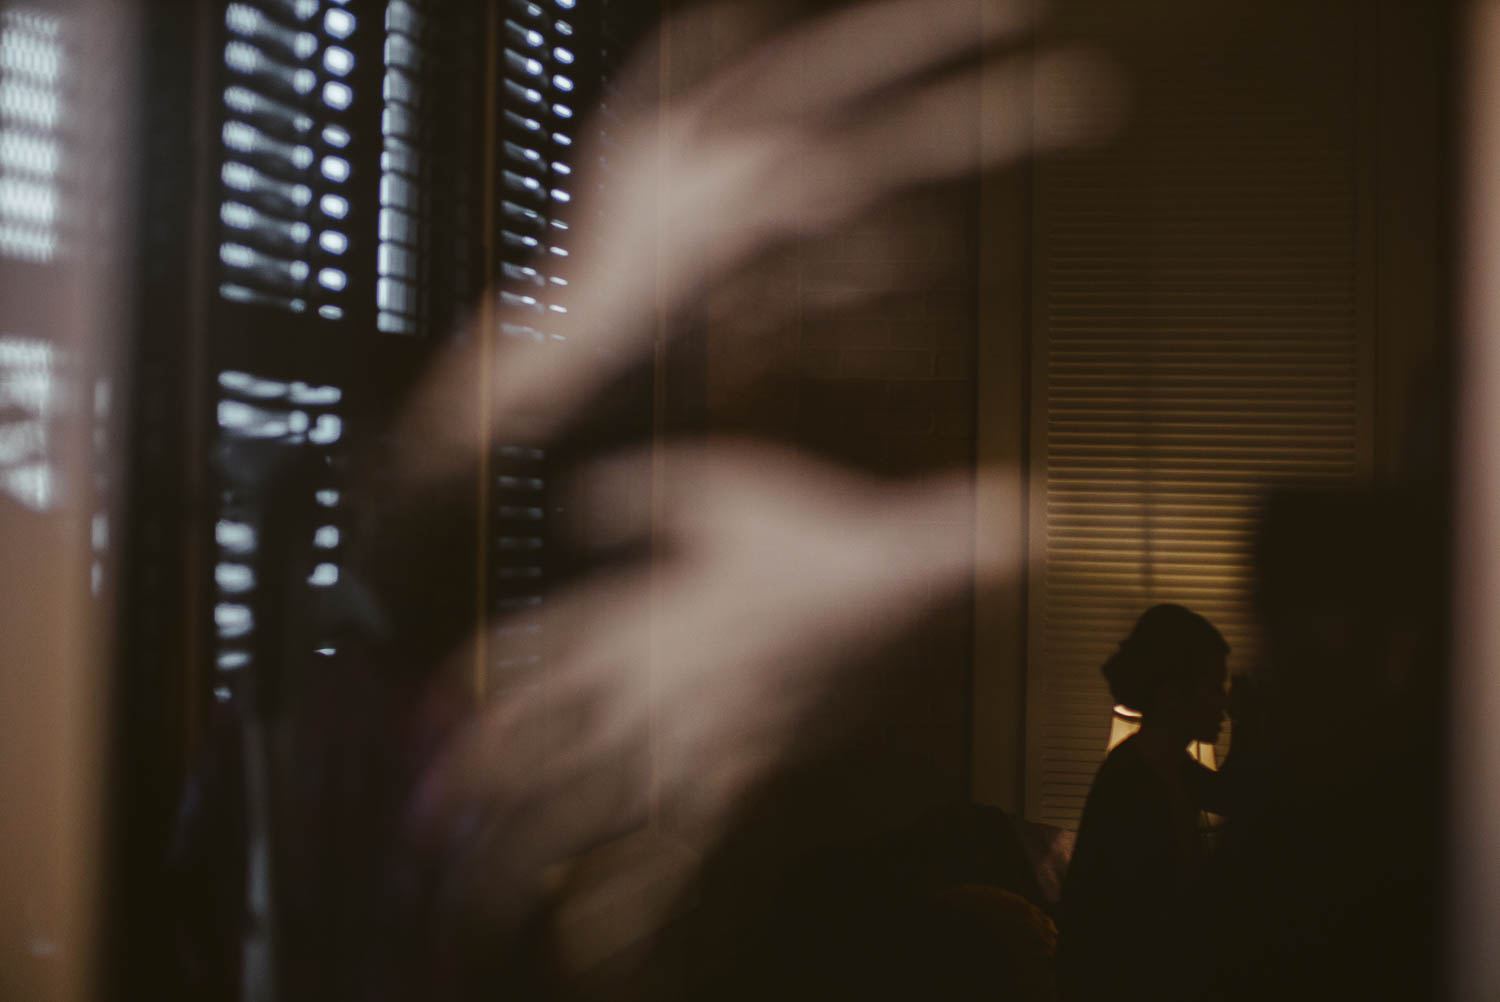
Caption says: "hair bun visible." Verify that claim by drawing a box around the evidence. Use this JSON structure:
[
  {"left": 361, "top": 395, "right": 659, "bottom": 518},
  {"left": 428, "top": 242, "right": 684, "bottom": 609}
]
[
  {"left": 1100, "top": 603, "right": 1229, "bottom": 713},
  {"left": 1102, "top": 643, "right": 1151, "bottom": 712}
]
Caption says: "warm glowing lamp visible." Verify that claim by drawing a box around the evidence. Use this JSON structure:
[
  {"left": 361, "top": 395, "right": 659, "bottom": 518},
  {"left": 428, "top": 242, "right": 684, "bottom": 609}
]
[{"left": 1106, "top": 704, "right": 1216, "bottom": 769}]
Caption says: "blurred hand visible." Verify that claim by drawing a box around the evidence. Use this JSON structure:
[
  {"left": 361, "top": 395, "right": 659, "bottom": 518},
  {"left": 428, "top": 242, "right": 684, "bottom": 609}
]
[
  {"left": 388, "top": 0, "right": 1122, "bottom": 480},
  {"left": 408, "top": 442, "right": 1020, "bottom": 913}
]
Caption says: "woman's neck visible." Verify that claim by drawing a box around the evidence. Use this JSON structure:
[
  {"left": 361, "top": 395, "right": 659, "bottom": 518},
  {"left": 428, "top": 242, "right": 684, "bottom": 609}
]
[{"left": 1133, "top": 719, "right": 1188, "bottom": 773}]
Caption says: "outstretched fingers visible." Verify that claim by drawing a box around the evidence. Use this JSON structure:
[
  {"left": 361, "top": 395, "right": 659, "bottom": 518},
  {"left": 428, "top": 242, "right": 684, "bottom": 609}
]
[
  {"left": 410, "top": 442, "right": 1022, "bottom": 877},
  {"left": 385, "top": 2, "right": 1122, "bottom": 492}
]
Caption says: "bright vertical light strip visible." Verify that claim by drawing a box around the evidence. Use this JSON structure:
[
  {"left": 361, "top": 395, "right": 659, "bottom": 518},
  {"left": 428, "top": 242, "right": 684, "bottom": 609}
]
[
  {"left": 377, "top": 0, "right": 421, "bottom": 333},
  {"left": 0, "top": 9, "right": 65, "bottom": 262},
  {"left": 1455, "top": 5, "right": 1500, "bottom": 999}
]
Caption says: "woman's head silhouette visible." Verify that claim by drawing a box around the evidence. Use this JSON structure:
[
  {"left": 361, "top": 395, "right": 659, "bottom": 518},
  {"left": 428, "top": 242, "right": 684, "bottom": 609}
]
[{"left": 1102, "top": 603, "right": 1229, "bottom": 743}]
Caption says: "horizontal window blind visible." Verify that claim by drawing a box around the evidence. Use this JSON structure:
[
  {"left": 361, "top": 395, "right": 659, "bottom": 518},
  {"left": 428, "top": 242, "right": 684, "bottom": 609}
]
[
  {"left": 495, "top": 0, "right": 578, "bottom": 342},
  {"left": 217, "top": 0, "right": 359, "bottom": 318},
  {"left": 486, "top": 0, "right": 586, "bottom": 691},
  {"left": 1025, "top": 0, "right": 1369, "bottom": 828},
  {"left": 0, "top": 4, "right": 113, "bottom": 542},
  {"left": 0, "top": 8, "right": 67, "bottom": 263},
  {"left": 374, "top": 0, "right": 485, "bottom": 339},
  {"left": 211, "top": 368, "right": 346, "bottom": 699},
  {"left": 209, "top": 0, "right": 365, "bottom": 701},
  {"left": 201, "top": 0, "right": 498, "bottom": 711},
  {"left": 0, "top": 6, "right": 72, "bottom": 522},
  {"left": 0, "top": 331, "right": 58, "bottom": 509}
]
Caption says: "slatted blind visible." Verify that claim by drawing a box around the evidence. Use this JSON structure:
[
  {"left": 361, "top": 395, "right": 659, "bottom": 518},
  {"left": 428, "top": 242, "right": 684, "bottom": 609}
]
[
  {"left": 0, "top": 7, "right": 66, "bottom": 263},
  {"left": 201, "top": 0, "right": 630, "bottom": 696},
  {"left": 378, "top": 0, "right": 485, "bottom": 340},
  {"left": 0, "top": 332, "right": 58, "bottom": 508},
  {"left": 1024, "top": 0, "right": 1369, "bottom": 828},
  {"left": 495, "top": 0, "right": 578, "bottom": 334},
  {"left": 0, "top": 1, "right": 66, "bottom": 479},
  {"left": 217, "top": 0, "right": 360, "bottom": 318},
  {"left": 210, "top": 369, "right": 346, "bottom": 698},
  {"left": 0, "top": 4, "right": 110, "bottom": 524},
  {"left": 374, "top": 0, "right": 440, "bottom": 333},
  {"left": 208, "top": 0, "right": 365, "bottom": 697},
  {"left": 486, "top": 0, "right": 587, "bottom": 689},
  {"left": 207, "top": 0, "right": 494, "bottom": 698}
]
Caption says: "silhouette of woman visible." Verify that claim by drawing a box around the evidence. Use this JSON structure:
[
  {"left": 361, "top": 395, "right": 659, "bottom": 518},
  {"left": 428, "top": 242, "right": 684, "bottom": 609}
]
[{"left": 1056, "top": 603, "right": 1229, "bottom": 1002}]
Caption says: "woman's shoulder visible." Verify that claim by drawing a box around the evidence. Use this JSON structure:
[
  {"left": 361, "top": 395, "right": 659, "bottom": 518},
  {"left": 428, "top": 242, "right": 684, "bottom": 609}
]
[
  {"left": 1079, "top": 738, "right": 1173, "bottom": 824},
  {"left": 1066, "top": 740, "right": 1176, "bottom": 896},
  {"left": 1095, "top": 736, "right": 1155, "bottom": 786}
]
